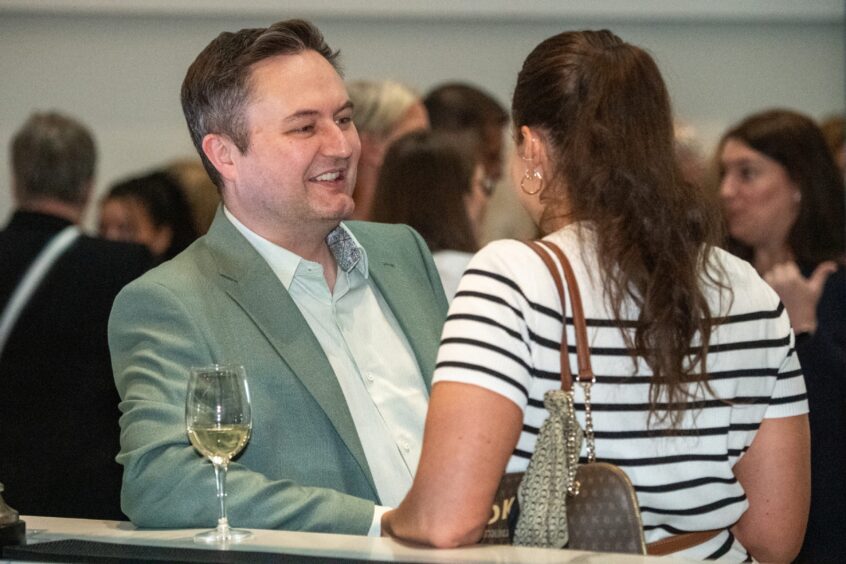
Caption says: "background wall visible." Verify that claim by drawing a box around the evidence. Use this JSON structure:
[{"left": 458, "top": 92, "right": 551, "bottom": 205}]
[{"left": 1, "top": 1, "right": 843, "bottom": 227}]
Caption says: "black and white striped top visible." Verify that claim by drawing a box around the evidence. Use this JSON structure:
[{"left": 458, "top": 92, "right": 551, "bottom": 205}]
[{"left": 432, "top": 225, "right": 808, "bottom": 561}]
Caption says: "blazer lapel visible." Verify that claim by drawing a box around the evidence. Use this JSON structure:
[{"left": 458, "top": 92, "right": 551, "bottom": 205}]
[{"left": 203, "top": 212, "right": 376, "bottom": 493}]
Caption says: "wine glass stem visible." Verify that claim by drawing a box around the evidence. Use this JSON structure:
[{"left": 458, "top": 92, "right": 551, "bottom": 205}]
[{"left": 213, "top": 462, "right": 231, "bottom": 536}]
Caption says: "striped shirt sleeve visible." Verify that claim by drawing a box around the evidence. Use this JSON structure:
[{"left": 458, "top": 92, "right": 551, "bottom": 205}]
[{"left": 433, "top": 241, "right": 537, "bottom": 410}]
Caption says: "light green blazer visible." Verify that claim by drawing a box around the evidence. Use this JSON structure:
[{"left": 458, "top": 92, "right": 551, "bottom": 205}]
[{"left": 109, "top": 210, "right": 448, "bottom": 534}]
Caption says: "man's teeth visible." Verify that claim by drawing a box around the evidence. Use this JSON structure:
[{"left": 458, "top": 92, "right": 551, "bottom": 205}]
[{"left": 314, "top": 171, "right": 341, "bottom": 181}]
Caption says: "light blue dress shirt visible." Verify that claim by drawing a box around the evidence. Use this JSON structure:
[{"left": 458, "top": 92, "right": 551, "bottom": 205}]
[{"left": 224, "top": 209, "right": 428, "bottom": 534}]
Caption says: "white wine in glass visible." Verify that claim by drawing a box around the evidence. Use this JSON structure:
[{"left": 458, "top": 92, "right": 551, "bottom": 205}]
[{"left": 186, "top": 364, "right": 252, "bottom": 545}]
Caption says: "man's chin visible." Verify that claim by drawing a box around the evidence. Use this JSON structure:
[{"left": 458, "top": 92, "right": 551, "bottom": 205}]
[{"left": 321, "top": 202, "right": 355, "bottom": 225}]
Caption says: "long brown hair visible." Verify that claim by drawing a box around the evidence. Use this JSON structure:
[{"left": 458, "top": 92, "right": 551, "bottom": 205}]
[{"left": 512, "top": 30, "right": 725, "bottom": 425}]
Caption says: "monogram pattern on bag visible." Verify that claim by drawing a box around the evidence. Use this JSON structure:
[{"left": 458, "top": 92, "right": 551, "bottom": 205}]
[{"left": 566, "top": 463, "right": 646, "bottom": 554}]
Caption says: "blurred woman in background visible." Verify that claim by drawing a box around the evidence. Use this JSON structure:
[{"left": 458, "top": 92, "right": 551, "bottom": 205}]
[
  {"left": 371, "top": 130, "right": 492, "bottom": 300},
  {"left": 99, "top": 170, "right": 199, "bottom": 262},
  {"left": 718, "top": 108, "right": 846, "bottom": 562},
  {"left": 347, "top": 80, "right": 429, "bottom": 220},
  {"left": 163, "top": 158, "right": 220, "bottom": 235}
]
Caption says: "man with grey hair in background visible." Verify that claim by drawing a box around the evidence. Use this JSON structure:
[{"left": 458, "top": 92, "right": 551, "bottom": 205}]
[
  {"left": 346, "top": 79, "right": 429, "bottom": 220},
  {"left": 0, "top": 111, "right": 151, "bottom": 520}
]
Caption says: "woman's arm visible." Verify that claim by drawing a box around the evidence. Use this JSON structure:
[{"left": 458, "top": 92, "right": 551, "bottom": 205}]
[
  {"left": 382, "top": 381, "right": 524, "bottom": 548},
  {"left": 730, "top": 414, "right": 810, "bottom": 563}
]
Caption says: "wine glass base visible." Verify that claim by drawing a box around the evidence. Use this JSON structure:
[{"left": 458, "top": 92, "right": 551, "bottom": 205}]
[{"left": 193, "top": 527, "right": 252, "bottom": 545}]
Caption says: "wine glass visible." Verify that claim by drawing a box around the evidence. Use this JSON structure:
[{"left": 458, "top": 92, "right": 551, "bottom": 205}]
[{"left": 186, "top": 364, "right": 252, "bottom": 545}]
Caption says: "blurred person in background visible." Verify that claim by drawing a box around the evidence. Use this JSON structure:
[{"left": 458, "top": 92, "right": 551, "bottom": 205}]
[
  {"left": 0, "top": 111, "right": 150, "bottom": 520},
  {"left": 674, "top": 119, "right": 709, "bottom": 190},
  {"left": 820, "top": 114, "right": 845, "bottom": 176},
  {"left": 424, "top": 82, "right": 508, "bottom": 185},
  {"left": 99, "top": 170, "right": 199, "bottom": 262},
  {"left": 164, "top": 158, "right": 220, "bottom": 234},
  {"left": 371, "top": 130, "right": 492, "bottom": 300},
  {"left": 718, "top": 108, "right": 846, "bottom": 563},
  {"left": 425, "top": 82, "right": 536, "bottom": 243},
  {"left": 347, "top": 79, "right": 429, "bottom": 220}
]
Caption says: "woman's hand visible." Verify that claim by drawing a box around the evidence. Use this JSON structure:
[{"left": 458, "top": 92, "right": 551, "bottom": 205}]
[
  {"left": 763, "top": 261, "right": 837, "bottom": 334},
  {"left": 381, "top": 509, "right": 396, "bottom": 537}
]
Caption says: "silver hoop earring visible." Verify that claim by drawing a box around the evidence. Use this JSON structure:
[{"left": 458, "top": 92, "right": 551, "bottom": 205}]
[{"left": 520, "top": 168, "right": 543, "bottom": 196}]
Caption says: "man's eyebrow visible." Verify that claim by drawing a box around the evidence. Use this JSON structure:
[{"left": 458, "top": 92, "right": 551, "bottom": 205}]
[
  {"left": 283, "top": 110, "right": 319, "bottom": 123},
  {"left": 282, "top": 102, "right": 354, "bottom": 124},
  {"left": 335, "top": 101, "right": 354, "bottom": 115}
]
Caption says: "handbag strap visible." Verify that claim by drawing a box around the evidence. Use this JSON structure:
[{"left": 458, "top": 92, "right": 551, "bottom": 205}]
[
  {"left": 537, "top": 240, "right": 593, "bottom": 383},
  {"left": 526, "top": 241, "right": 596, "bottom": 463},
  {"left": 646, "top": 529, "right": 722, "bottom": 556},
  {"left": 0, "top": 225, "right": 80, "bottom": 358},
  {"left": 523, "top": 240, "right": 595, "bottom": 386},
  {"left": 524, "top": 241, "right": 572, "bottom": 391},
  {"left": 524, "top": 239, "right": 597, "bottom": 462}
]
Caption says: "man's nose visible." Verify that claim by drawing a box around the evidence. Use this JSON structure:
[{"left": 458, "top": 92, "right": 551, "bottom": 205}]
[{"left": 322, "top": 124, "right": 354, "bottom": 158}]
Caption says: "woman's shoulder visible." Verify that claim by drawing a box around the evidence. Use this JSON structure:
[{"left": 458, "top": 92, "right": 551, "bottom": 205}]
[
  {"left": 455, "top": 239, "right": 559, "bottom": 304},
  {"left": 705, "top": 246, "right": 783, "bottom": 314},
  {"left": 467, "top": 239, "right": 555, "bottom": 281}
]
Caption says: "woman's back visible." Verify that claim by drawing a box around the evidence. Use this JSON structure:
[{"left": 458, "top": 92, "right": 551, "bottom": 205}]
[
  {"left": 382, "top": 29, "right": 810, "bottom": 561},
  {"left": 434, "top": 225, "right": 805, "bottom": 559}
]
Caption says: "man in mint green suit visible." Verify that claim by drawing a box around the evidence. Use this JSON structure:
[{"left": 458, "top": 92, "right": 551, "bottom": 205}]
[{"left": 108, "top": 20, "right": 447, "bottom": 535}]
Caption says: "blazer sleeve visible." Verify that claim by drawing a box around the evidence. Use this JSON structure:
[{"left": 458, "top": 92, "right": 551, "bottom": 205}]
[{"left": 108, "top": 277, "right": 376, "bottom": 534}]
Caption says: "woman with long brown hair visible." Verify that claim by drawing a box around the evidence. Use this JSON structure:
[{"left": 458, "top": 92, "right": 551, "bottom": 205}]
[{"left": 381, "top": 30, "right": 810, "bottom": 561}]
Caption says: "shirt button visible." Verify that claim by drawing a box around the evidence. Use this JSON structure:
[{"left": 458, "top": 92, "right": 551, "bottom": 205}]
[
  {"left": 366, "top": 373, "right": 375, "bottom": 382},
  {"left": 402, "top": 442, "right": 411, "bottom": 453}
]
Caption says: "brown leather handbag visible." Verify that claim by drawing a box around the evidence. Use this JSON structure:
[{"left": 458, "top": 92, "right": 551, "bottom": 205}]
[{"left": 480, "top": 240, "right": 718, "bottom": 555}]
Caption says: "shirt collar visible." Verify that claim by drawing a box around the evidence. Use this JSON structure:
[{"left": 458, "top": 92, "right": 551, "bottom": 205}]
[{"left": 223, "top": 206, "right": 368, "bottom": 289}]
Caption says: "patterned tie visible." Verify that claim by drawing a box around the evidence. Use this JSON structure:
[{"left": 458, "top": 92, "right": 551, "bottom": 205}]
[{"left": 326, "top": 226, "right": 363, "bottom": 272}]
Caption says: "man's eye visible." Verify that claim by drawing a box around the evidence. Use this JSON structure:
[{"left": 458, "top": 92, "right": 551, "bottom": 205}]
[
  {"left": 336, "top": 116, "right": 353, "bottom": 127},
  {"left": 291, "top": 124, "right": 315, "bottom": 134}
]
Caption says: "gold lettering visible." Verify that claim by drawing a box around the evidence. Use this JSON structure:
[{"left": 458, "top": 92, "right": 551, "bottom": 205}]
[
  {"left": 503, "top": 496, "right": 515, "bottom": 519},
  {"left": 488, "top": 503, "right": 500, "bottom": 525}
]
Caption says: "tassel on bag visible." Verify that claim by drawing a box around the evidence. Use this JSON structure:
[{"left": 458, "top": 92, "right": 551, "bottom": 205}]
[{"left": 513, "top": 389, "right": 583, "bottom": 548}]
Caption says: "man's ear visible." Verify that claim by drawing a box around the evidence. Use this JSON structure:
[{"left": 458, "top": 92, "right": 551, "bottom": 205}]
[{"left": 201, "top": 133, "right": 238, "bottom": 184}]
